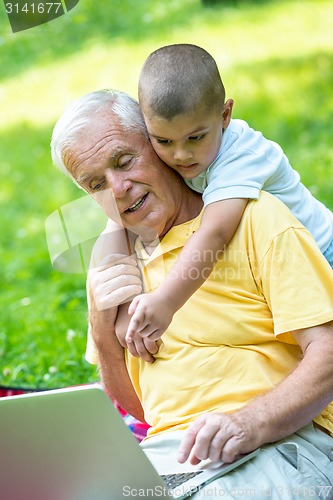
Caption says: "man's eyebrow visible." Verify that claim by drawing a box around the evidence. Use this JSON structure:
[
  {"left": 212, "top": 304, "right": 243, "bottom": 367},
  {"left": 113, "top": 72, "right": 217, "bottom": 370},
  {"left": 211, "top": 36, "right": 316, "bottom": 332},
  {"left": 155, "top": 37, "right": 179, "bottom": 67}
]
[{"left": 76, "top": 173, "right": 92, "bottom": 185}]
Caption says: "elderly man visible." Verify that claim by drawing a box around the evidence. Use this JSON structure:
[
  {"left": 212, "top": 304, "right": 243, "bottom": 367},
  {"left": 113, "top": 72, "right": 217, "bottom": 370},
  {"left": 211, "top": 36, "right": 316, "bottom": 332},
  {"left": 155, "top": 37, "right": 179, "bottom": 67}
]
[{"left": 51, "top": 89, "right": 333, "bottom": 497}]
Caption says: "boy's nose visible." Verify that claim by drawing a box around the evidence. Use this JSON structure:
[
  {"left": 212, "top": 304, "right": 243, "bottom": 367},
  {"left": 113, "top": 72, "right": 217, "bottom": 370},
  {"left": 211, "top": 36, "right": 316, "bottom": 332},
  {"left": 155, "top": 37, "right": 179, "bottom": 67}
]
[{"left": 174, "top": 149, "right": 193, "bottom": 163}]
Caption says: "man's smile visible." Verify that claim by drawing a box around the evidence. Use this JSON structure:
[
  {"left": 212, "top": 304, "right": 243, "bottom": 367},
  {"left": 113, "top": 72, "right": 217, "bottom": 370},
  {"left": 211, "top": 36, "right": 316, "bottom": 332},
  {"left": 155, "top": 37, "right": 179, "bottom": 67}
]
[{"left": 125, "top": 194, "right": 148, "bottom": 213}]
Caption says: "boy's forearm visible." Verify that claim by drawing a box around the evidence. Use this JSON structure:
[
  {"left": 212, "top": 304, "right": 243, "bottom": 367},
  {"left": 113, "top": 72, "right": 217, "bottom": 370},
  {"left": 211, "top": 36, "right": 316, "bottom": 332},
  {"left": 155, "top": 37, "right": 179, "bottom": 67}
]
[
  {"left": 158, "top": 199, "right": 248, "bottom": 312},
  {"left": 157, "top": 225, "right": 227, "bottom": 311}
]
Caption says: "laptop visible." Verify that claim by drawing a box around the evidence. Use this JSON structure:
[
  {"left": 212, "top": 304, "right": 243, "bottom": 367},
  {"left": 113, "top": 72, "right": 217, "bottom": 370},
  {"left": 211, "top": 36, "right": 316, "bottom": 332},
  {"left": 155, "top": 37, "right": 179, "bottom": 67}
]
[{"left": 0, "top": 384, "right": 259, "bottom": 499}]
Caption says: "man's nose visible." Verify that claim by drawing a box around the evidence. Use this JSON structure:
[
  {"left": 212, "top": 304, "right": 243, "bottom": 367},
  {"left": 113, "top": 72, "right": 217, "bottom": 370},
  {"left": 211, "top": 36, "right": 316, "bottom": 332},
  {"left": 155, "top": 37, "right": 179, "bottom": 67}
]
[
  {"left": 105, "top": 170, "right": 132, "bottom": 198},
  {"left": 173, "top": 147, "right": 193, "bottom": 163}
]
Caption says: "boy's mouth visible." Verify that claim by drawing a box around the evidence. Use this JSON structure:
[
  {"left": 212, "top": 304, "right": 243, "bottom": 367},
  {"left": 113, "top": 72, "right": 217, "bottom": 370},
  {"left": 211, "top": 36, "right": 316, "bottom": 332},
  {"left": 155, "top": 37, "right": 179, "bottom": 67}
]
[{"left": 176, "top": 163, "right": 198, "bottom": 169}]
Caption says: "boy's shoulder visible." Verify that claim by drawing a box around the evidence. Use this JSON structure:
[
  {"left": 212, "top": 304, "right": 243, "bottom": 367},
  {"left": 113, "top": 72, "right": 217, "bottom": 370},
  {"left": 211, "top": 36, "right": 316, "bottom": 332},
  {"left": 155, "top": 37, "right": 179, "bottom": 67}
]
[
  {"left": 228, "top": 118, "right": 251, "bottom": 135},
  {"left": 223, "top": 119, "right": 277, "bottom": 160},
  {"left": 223, "top": 118, "right": 258, "bottom": 150}
]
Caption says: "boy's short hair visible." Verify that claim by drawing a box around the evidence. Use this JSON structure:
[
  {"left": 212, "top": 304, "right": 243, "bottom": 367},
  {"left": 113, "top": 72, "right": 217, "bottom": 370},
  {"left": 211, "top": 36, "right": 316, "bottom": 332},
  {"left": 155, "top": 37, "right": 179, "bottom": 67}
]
[{"left": 138, "top": 44, "right": 225, "bottom": 120}]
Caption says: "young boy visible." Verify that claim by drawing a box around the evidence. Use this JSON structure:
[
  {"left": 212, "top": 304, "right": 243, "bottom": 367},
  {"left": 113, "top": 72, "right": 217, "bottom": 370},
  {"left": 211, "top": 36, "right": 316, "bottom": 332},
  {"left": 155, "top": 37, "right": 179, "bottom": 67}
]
[{"left": 125, "top": 43, "right": 333, "bottom": 357}]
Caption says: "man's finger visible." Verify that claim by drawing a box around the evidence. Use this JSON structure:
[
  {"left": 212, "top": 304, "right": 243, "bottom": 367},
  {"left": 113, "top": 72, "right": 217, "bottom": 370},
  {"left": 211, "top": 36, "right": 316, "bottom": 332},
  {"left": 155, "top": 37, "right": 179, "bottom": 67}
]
[
  {"left": 144, "top": 328, "right": 165, "bottom": 340},
  {"left": 98, "top": 263, "right": 141, "bottom": 283},
  {"left": 220, "top": 434, "right": 249, "bottom": 464},
  {"left": 206, "top": 428, "right": 230, "bottom": 462},
  {"left": 98, "top": 272, "right": 142, "bottom": 298},
  {"left": 143, "top": 338, "right": 159, "bottom": 355},
  {"left": 190, "top": 420, "right": 222, "bottom": 462},
  {"left": 94, "top": 254, "right": 137, "bottom": 269},
  {"left": 126, "top": 339, "right": 140, "bottom": 358},
  {"left": 96, "top": 284, "right": 142, "bottom": 311},
  {"left": 177, "top": 416, "right": 206, "bottom": 463}
]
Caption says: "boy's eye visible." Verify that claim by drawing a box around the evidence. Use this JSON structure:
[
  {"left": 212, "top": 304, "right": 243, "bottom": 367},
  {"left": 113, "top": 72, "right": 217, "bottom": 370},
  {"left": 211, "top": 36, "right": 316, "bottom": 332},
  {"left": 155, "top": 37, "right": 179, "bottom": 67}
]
[
  {"left": 156, "top": 138, "right": 172, "bottom": 145},
  {"left": 189, "top": 134, "right": 205, "bottom": 142}
]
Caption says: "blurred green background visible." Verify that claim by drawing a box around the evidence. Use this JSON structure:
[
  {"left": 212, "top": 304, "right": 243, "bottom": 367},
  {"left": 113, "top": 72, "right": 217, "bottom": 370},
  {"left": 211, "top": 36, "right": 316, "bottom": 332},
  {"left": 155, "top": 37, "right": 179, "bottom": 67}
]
[{"left": 1, "top": 0, "right": 332, "bottom": 389}]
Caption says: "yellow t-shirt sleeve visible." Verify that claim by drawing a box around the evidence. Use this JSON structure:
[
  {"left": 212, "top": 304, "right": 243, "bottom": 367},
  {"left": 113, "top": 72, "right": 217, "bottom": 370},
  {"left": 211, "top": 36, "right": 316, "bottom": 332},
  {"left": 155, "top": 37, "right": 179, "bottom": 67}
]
[{"left": 259, "top": 226, "right": 333, "bottom": 343}]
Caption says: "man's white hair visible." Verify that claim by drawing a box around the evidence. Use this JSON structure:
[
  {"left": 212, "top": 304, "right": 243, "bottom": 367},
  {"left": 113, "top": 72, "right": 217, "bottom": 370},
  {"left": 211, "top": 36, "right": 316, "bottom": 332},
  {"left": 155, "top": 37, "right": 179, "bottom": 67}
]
[{"left": 50, "top": 89, "right": 147, "bottom": 179}]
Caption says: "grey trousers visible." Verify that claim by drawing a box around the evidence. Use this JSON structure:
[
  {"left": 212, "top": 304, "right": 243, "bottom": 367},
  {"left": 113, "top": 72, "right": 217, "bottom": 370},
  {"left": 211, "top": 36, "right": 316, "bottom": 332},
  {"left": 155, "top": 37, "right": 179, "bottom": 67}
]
[{"left": 142, "top": 424, "right": 333, "bottom": 499}]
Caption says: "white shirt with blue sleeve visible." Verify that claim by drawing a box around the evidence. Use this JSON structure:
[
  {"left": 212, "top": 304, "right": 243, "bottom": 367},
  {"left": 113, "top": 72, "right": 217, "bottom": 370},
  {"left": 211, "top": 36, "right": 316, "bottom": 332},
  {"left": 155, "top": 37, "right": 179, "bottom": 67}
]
[{"left": 185, "top": 118, "right": 333, "bottom": 253}]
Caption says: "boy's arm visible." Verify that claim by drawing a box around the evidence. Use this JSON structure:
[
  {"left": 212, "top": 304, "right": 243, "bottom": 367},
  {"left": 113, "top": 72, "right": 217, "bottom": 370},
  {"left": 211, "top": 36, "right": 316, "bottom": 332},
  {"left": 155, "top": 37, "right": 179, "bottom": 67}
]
[
  {"left": 125, "top": 198, "right": 248, "bottom": 353},
  {"left": 158, "top": 197, "right": 249, "bottom": 310}
]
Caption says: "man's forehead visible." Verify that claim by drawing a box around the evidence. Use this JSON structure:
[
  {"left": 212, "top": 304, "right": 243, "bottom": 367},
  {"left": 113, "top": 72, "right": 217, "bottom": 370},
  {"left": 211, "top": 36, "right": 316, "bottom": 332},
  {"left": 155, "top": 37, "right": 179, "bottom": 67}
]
[
  {"left": 72, "top": 144, "right": 124, "bottom": 183},
  {"left": 70, "top": 119, "right": 134, "bottom": 159},
  {"left": 67, "top": 121, "right": 143, "bottom": 182},
  {"left": 76, "top": 113, "right": 141, "bottom": 150}
]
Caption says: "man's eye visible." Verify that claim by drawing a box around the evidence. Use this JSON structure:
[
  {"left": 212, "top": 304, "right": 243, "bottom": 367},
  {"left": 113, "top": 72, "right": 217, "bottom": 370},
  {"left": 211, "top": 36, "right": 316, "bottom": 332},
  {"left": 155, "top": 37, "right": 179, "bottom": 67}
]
[
  {"left": 91, "top": 180, "right": 105, "bottom": 191},
  {"left": 189, "top": 134, "right": 205, "bottom": 142},
  {"left": 117, "top": 155, "right": 133, "bottom": 168}
]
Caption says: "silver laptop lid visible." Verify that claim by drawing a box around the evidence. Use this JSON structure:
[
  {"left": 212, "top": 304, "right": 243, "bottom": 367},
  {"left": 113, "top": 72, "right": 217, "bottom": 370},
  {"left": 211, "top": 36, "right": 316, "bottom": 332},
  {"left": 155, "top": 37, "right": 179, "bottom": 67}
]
[{"left": 0, "top": 384, "right": 168, "bottom": 500}]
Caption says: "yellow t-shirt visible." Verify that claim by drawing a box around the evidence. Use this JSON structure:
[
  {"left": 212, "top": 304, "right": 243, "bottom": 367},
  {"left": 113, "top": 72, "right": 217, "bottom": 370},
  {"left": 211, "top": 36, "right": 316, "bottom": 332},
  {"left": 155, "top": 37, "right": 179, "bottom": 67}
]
[{"left": 123, "top": 192, "right": 333, "bottom": 437}]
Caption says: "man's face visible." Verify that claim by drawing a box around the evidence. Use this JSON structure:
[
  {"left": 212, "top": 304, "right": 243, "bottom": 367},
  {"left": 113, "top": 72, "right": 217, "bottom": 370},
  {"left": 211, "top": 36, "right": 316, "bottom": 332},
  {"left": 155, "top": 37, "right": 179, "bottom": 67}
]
[{"left": 64, "top": 113, "right": 184, "bottom": 241}]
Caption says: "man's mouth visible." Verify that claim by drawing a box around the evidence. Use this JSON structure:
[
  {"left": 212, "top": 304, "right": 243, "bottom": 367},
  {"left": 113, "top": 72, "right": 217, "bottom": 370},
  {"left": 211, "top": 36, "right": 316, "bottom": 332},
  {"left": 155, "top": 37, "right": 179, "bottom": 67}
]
[{"left": 126, "top": 194, "right": 148, "bottom": 213}]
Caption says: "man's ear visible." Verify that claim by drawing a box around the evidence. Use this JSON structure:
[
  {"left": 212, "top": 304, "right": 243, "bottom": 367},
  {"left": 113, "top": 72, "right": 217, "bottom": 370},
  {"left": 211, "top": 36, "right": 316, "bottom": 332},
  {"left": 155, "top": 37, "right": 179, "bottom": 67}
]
[{"left": 222, "top": 99, "right": 234, "bottom": 128}]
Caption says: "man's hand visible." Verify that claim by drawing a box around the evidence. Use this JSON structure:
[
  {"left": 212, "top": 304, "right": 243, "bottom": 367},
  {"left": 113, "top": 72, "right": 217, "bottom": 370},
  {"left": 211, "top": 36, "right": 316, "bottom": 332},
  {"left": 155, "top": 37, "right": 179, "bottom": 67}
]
[
  {"left": 177, "top": 412, "right": 260, "bottom": 465},
  {"left": 178, "top": 322, "right": 333, "bottom": 466},
  {"left": 124, "top": 291, "right": 175, "bottom": 360},
  {"left": 88, "top": 254, "right": 142, "bottom": 311}
]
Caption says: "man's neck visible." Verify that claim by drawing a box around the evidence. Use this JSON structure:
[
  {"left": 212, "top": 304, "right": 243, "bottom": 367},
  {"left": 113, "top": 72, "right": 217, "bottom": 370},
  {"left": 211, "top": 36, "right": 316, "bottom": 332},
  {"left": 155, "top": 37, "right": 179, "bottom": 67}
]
[
  {"left": 140, "top": 237, "right": 160, "bottom": 256},
  {"left": 173, "top": 186, "right": 203, "bottom": 228},
  {"left": 140, "top": 187, "right": 203, "bottom": 255}
]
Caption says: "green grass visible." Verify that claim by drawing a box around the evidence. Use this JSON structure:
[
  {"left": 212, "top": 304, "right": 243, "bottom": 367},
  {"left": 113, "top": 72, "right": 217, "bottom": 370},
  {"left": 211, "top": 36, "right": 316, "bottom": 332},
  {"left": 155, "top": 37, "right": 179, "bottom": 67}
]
[{"left": 0, "top": 0, "right": 332, "bottom": 389}]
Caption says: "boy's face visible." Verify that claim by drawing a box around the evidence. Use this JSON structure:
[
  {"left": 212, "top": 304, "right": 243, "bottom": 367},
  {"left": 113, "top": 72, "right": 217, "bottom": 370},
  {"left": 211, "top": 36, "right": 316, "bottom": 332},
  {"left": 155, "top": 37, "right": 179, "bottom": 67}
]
[{"left": 143, "top": 99, "right": 233, "bottom": 179}]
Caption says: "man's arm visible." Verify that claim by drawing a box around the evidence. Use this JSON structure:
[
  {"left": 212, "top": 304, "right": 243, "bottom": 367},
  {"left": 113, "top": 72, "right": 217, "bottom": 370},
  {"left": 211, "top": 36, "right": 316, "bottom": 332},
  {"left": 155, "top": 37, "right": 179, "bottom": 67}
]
[
  {"left": 178, "top": 321, "right": 333, "bottom": 465},
  {"left": 89, "top": 298, "right": 145, "bottom": 422},
  {"left": 87, "top": 254, "right": 145, "bottom": 421}
]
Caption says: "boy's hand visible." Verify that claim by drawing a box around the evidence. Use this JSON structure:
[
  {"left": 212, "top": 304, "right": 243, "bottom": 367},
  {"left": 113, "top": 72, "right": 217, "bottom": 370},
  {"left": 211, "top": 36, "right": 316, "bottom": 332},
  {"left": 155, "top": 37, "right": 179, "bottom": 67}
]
[{"left": 125, "top": 291, "right": 175, "bottom": 360}]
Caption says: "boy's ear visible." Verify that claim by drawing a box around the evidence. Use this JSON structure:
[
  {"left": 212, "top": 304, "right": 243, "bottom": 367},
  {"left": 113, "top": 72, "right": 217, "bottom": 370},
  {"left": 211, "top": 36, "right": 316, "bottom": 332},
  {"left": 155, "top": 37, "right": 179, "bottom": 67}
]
[{"left": 222, "top": 99, "right": 234, "bottom": 128}]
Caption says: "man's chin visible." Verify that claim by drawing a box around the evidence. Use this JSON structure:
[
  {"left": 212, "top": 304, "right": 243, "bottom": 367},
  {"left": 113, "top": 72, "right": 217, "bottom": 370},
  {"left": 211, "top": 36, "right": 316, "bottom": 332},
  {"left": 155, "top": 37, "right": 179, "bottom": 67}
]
[
  {"left": 127, "top": 223, "right": 158, "bottom": 241},
  {"left": 92, "top": 189, "right": 123, "bottom": 224}
]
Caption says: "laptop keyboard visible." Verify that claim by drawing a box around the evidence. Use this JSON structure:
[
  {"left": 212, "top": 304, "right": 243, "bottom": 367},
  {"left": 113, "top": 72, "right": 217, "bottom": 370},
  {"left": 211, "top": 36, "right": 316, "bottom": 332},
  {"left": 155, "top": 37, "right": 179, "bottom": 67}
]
[{"left": 161, "top": 471, "right": 204, "bottom": 489}]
